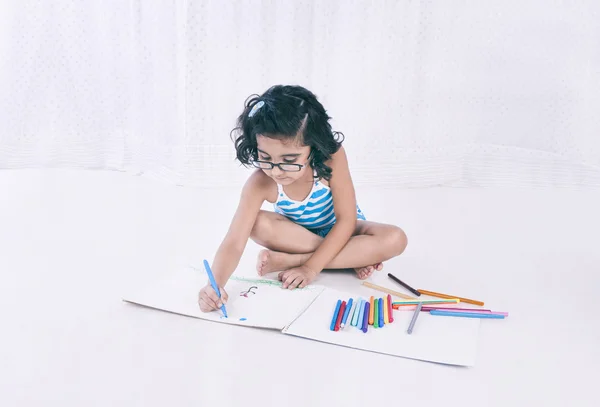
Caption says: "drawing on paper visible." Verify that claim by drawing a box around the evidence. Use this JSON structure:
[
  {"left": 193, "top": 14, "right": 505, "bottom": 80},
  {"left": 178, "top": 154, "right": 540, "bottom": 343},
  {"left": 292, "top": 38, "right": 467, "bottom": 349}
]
[
  {"left": 240, "top": 286, "right": 258, "bottom": 297},
  {"left": 187, "top": 265, "right": 316, "bottom": 291},
  {"left": 232, "top": 276, "right": 284, "bottom": 287},
  {"left": 230, "top": 276, "right": 315, "bottom": 290}
]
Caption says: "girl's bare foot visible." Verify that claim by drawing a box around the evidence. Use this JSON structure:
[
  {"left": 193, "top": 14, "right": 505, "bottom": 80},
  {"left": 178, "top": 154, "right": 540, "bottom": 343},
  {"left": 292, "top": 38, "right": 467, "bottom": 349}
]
[
  {"left": 354, "top": 262, "right": 383, "bottom": 280},
  {"left": 256, "top": 249, "right": 298, "bottom": 275},
  {"left": 257, "top": 249, "right": 384, "bottom": 279}
]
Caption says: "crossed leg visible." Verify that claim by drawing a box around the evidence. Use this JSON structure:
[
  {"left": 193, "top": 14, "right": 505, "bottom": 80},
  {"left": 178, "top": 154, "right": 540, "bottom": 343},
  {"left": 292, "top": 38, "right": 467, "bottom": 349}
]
[{"left": 250, "top": 210, "right": 408, "bottom": 280}]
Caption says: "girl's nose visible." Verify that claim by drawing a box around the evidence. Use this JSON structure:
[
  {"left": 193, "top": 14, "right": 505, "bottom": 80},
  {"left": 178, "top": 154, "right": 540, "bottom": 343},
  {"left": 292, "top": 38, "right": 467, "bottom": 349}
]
[{"left": 271, "top": 165, "right": 283, "bottom": 176}]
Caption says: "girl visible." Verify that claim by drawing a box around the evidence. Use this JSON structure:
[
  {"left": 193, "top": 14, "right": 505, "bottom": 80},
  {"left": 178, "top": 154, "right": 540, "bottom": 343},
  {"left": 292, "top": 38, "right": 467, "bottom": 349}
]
[{"left": 198, "top": 85, "right": 407, "bottom": 312}]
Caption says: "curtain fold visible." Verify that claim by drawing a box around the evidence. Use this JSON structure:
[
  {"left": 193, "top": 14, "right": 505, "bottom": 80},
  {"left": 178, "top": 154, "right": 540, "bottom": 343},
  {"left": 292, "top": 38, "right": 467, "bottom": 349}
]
[{"left": 1, "top": 0, "right": 599, "bottom": 188}]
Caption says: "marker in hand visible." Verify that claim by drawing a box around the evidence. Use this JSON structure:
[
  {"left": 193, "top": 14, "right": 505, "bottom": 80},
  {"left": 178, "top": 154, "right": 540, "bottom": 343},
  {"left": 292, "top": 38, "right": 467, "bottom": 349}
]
[{"left": 203, "top": 259, "right": 228, "bottom": 318}]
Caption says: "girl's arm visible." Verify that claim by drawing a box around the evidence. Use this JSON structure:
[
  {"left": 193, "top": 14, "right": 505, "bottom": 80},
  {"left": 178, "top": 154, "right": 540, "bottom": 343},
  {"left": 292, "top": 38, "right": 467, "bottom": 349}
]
[
  {"left": 303, "top": 146, "right": 358, "bottom": 274},
  {"left": 210, "top": 170, "right": 270, "bottom": 287}
]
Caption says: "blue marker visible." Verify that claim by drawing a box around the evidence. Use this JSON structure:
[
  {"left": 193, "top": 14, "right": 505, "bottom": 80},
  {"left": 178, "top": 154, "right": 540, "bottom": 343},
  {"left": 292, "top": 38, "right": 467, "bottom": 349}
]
[
  {"left": 378, "top": 298, "right": 384, "bottom": 327},
  {"left": 340, "top": 298, "right": 353, "bottom": 329},
  {"left": 430, "top": 310, "right": 506, "bottom": 319},
  {"left": 357, "top": 299, "right": 366, "bottom": 328},
  {"left": 203, "top": 259, "right": 228, "bottom": 318},
  {"left": 330, "top": 300, "right": 342, "bottom": 331}
]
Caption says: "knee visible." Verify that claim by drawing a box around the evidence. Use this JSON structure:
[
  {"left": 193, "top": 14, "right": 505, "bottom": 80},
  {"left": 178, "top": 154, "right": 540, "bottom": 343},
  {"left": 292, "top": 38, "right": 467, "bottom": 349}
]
[
  {"left": 384, "top": 226, "right": 408, "bottom": 257},
  {"left": 250, "top": 210, "right": 277, "bottom": 245}
]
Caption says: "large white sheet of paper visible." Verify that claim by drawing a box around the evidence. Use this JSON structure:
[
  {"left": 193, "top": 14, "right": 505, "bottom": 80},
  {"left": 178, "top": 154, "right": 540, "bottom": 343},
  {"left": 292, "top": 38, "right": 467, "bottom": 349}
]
[
  {"left": 282, "top": 287, "right": 481, "bottom": 366},
  {"left": 122, "top": 266, "right": 325, "bottom": 330},
  {"left": 124, "top": 267, "right": 481, "bottom": 366}
]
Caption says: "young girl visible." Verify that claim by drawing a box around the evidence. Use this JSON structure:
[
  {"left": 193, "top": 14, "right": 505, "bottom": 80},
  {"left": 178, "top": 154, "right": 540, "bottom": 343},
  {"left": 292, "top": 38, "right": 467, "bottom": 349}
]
[{"left": 198, "top": 85, "right": 407, "bottom": 312}]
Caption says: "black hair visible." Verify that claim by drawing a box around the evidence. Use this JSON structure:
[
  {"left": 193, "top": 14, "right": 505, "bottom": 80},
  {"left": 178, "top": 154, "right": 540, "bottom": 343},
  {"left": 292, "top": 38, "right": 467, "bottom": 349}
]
[{"left": 230, "top": 85, "right": 344, "bottom": 181}]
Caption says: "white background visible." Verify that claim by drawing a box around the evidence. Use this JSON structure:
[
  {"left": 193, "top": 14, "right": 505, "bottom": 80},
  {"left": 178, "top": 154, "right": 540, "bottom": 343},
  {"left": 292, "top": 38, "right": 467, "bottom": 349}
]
[
  {"left": 1, "top": 2, "right": 600, "bottom": 406},
  {"left": 1, "top": 170, "right": 599, "bottom": 406},
  {"left": 1, "top": 0, "right": 599, "bottom": 188}
]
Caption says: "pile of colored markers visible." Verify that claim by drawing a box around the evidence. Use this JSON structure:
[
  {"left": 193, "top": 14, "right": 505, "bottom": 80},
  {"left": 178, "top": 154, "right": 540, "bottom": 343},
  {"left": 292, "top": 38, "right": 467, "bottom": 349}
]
[
  {"left": 363, "top": 273, "right": 508, "bottom": 334},
  {"left": 329, "top": 295, "right": 394, "bottom": 333}
]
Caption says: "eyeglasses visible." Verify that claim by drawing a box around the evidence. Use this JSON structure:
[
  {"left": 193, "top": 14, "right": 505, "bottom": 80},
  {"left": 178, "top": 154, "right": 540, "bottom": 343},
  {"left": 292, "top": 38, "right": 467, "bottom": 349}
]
[{"left": 251, "top": 160, "right": 308, "bottom": 172}]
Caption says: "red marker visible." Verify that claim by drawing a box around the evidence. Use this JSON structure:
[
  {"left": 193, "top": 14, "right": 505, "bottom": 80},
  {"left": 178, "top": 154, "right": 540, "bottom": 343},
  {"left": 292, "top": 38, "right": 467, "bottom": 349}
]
[
  {"left": 387, "top": 294, "right": 394, "bottom": 323},
  {"left": 334, "top": 301, "right": 346, "bottom": 331}
]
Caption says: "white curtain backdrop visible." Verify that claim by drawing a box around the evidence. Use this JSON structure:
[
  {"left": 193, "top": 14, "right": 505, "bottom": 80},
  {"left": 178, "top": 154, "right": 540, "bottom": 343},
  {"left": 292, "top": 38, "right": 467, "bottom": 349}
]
[{"left": 1, "top": 0, "right": 599, "bottom": 188}]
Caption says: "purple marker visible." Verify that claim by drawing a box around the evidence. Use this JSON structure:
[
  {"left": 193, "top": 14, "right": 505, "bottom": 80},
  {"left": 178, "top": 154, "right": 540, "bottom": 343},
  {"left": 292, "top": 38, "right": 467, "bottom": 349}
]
[
  {"left": 422, "top": 306, "right": 492, "bottom": 312},
  {"left": 362, "top": 302, "right": 370, "bottom": 333}
]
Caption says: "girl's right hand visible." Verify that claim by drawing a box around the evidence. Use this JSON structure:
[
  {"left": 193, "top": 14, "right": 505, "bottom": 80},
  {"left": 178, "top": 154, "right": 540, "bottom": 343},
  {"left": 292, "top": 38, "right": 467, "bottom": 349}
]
[{"left": 198, "top": 284, "right": 229, "bottom": 313}]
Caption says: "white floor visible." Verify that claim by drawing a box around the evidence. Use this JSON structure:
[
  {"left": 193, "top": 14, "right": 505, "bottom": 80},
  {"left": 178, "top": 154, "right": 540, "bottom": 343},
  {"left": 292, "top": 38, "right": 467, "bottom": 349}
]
[{"left": 1, "top": 169, "right": 599, "bottom": 407}]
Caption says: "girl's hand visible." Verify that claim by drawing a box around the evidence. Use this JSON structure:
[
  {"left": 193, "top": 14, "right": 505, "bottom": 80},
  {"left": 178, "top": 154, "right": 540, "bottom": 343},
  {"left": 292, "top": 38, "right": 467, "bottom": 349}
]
[
  {"left": 278, "top": 265, "right": 318, "bottom": 289},
  {"left": 198, "top": 284, "right": 229, "bottom": 313}
]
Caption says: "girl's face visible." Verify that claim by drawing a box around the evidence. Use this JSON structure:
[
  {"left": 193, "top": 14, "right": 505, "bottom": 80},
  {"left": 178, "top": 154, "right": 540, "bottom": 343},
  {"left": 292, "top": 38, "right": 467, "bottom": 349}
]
[{"left": 255, "top": 135, "right": 312, "bottom": 185}]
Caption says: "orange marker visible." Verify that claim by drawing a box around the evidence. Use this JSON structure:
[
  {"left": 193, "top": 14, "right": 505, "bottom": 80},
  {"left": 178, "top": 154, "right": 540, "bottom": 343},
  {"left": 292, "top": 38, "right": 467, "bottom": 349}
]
[
  {"left": 369, "top": 296, "right": 375, "bottom": 325},
  {"left": 417, "top": 289, "right": 484, "bottom": 306}
]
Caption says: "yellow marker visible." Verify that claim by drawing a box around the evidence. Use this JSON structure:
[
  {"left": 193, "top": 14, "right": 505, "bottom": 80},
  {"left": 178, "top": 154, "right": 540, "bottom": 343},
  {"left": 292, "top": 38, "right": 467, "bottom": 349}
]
[
  {"left": 384, "top": 295, "right": 390, "bottom": 324},
  {"left": 362, "top": 281, "right": 415, "bottom": 300},
  {"left": 369, "top": 296, "right": 375, "bottom": 325}
]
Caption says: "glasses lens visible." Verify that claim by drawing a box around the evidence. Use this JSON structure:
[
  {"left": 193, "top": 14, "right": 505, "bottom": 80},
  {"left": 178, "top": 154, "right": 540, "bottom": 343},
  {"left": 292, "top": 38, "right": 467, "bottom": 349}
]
[
  {"left": 280, "top": 164, "right": 302, "bottom": 172},
  {"left": 253, "top": 161, "right": 272, "bottom": 169}
]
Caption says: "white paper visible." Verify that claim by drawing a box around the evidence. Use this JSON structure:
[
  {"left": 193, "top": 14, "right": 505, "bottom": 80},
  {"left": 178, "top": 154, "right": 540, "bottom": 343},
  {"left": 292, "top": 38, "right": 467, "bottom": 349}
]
[
  {"left": 282, "top": 287, "right": 481, "bottom": 366},
  {"left": 122, "top": 266, "right": 325, "bottom": 330}
]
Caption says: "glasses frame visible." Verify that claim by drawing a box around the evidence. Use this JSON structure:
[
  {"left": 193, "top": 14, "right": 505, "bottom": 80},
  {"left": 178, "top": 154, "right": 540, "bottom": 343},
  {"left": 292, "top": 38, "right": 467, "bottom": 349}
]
[{"left": 251, "top": 160, "right": 309, "bottom": 172}]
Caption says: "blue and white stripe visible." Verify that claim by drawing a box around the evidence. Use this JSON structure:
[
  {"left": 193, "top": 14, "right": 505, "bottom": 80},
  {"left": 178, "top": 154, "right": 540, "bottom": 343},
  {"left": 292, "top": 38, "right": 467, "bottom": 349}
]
[{"left": 273, "top": 180, "right": 366, "bottom": 231}]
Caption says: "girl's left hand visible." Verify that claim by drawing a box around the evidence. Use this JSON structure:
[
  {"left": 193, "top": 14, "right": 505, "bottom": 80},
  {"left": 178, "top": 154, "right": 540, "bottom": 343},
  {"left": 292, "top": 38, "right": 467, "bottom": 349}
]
[{"left": 278, "top": 265, "right": 318, "bottom": 289}]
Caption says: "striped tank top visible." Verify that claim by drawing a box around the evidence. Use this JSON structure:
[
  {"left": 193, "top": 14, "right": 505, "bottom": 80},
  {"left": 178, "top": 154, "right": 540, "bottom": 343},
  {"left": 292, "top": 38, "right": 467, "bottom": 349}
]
[{"left": 273, "top": 178, "right": 366, "bottom": 231}]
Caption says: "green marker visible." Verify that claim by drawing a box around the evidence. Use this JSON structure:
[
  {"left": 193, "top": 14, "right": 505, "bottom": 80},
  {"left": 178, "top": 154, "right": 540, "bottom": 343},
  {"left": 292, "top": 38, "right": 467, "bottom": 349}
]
[{"left": 374, "top": 298, "right": 380, "bottom": 328}]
